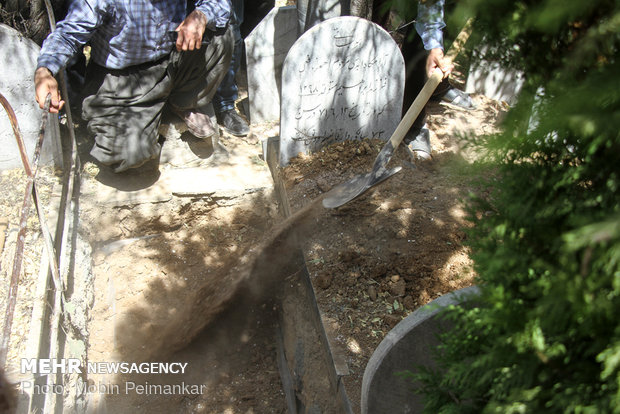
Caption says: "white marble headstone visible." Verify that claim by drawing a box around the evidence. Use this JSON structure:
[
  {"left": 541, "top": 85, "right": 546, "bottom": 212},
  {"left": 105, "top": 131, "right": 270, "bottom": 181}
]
[
  {"left": 0, "top": 24, "right": 61, "bottom": 171},
  {"left": 465, "top": 46, "right": 524, "bottom": 106},
  {"left": 279, "top": 16, "right": 404, "bottom": 166},
  {"left": 245, "top": 6, "right": 298, "bottom": 123}
]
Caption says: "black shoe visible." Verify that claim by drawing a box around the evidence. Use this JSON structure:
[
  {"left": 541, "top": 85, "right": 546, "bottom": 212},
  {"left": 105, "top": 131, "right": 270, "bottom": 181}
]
[
  {"left": 403, "top": 127, "right": 432, "bottom": 161},
  {"left": 216, "top": 109, "right": 250, "bottom": 136}
]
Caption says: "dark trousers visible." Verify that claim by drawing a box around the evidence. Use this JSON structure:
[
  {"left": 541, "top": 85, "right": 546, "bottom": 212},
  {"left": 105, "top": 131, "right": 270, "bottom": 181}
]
[
  {"left": 212, "top": 0, "right": 243, "bottom": 113},
  {"left": 82, "top": 27, "right": 233, "bottom": 172},
  {"left": 401, "top": 26, "right": 428, "bottom": 133}
]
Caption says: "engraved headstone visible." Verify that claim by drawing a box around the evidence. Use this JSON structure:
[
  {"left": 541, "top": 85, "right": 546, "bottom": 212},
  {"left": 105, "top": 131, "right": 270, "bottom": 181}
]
[
  {"left": 244, "top": 6, "right": 298, "bottom": 123},
  {"left": 279, "top": 16, "right": 404, "bottom": 166}
]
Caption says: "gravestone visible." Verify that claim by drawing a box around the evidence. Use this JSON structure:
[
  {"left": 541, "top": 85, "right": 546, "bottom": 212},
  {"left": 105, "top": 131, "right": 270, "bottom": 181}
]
[
  {"left": 0, "top": 24, "right": 61, "bottom": 171},
  {"left": 361, "top": 286, "right": 481, "bottom": 414},
  {"left": 245, "top": 6, "right": 298, "bottom": 123},
  {"left": 279, "top": 16, "right": 404, "bottom": 166},
  {"left": 465, "top": 46, "right": 524, "bottom": 106}
]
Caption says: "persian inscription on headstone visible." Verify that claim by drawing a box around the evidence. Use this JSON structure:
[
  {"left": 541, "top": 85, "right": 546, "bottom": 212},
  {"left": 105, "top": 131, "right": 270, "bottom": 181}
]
[
  {"left": 245, "top": 6, "right": 298, "bottom": 123},
  {"left": 279, "top": 16, "right": 404, "bottom": 166}
]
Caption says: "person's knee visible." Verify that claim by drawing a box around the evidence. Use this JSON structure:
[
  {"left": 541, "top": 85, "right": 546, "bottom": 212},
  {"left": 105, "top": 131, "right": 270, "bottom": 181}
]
[{"left": 87, "top": 120, "right": 161, "bottom": 173}]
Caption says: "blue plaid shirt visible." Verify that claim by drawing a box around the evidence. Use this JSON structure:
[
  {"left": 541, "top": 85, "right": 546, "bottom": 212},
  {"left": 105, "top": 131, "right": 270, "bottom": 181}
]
[
  {"left": 38, "top": 0, "right": 231, "bottom": 75},
  {"left": 416, "top": 0, "right": 446, "bottom": 50}
]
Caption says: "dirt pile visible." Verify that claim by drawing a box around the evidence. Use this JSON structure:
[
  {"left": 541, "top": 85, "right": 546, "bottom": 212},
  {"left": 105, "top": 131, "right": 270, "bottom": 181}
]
[{"left": 279, "top": 94, "right": 503, "bottom": 411}]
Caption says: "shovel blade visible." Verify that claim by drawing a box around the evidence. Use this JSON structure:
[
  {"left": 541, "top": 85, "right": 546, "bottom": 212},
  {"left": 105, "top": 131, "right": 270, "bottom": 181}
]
[{"left": 322, "top": 166, "right": 401, "bottom": 209}]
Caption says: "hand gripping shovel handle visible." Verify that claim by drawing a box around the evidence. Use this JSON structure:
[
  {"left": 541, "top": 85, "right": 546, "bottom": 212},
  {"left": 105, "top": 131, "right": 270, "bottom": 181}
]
[{"left": 387, "top": 18, "right": 473, "bottom": 150}]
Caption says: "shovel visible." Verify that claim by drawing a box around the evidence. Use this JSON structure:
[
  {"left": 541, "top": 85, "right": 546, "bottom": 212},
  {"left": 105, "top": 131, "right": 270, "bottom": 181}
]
[{"left": 322, "top": 20, "right": 473, "bottom": 209}]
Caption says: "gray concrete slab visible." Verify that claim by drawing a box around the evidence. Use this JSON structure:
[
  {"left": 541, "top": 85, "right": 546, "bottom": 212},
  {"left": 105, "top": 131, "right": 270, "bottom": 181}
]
[
  {"left": 0, "top": 24, "right": 61, "bottom": 171},
  {"left": 361, "top": 286, "right": 480, "bottom": 414},
  {"left": 163, "top": 129, "right": 273, "bottom": 199},
  {"left": 245, "top": 6, "right": 298, "bottom": 123},
  {"left": 279, "top": 16, "right": 404, "bottom": 166},
  {"left": 80, "top": 171, "right": 173, "bottom": 207},
  {"left": 166, "top": 165, "right": 272, "bottom": 198}
]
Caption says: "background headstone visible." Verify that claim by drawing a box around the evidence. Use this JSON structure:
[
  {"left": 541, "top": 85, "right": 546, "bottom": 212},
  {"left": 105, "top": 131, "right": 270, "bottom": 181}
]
[
  {"left": 245, "top": 6, "right": 298, "bottom": 123},
  {"left": 279, "top": 16, "right": 404, "bottom": 166},
  {"left": 465, "top": 46, "right": 524, "bottom": 106},
  {"left": 361, "top": 286, "right": 480, "bottom": 414},
  {"left": 0, "top": 24, "right": 61, "bottom": 171}
]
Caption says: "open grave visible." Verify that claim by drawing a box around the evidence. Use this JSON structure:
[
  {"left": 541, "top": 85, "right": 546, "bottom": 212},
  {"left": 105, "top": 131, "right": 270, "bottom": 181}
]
[{"left": 1, "top": 4, "right": 510, "bottom": 413}]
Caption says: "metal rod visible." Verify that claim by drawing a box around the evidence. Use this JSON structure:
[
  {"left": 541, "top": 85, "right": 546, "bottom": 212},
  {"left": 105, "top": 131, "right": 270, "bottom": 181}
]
[
  {"left": 0, "top": 95, "right": 51, "bottom": 368},
  {"left": 0, "top": 94, "right": 32, "bottom": 176},
  {"left": 41, "top": 4, "right": 82, "bottom": 412}
]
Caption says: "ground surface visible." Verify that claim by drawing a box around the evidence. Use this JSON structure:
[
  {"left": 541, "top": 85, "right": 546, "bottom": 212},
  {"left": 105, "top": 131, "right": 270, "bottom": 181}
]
[
  {"left": 0, "top": 40, "right": 504, "bottom": 414},
  {"left": 279, "top": 94, "right": 504, "bottom": 412},
  {"left": 76, "top": 119, "right": 287, "bottom": 413},
  {"left": 0, "top": 166, "right": 60, "bottom": 375},
  {"left": 0, "top": 93, "right": 503, "bottom": 413}
]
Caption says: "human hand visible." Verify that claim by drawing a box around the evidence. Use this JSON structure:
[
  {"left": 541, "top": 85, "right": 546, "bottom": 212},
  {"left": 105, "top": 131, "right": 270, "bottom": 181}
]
[
  {"left": 426, "top": 48, "right": 454, "bottom": 79},
  {"left": 175, "top": 10, "right": 207, "bottom": 51},
  {"left": 34, "top": 67, "right": 64, "bottom": 113}
]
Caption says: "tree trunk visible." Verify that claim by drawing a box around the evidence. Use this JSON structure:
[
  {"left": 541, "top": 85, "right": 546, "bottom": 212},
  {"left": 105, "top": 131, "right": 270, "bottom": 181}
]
[{"left": 0, "top": 0, "right": 65, "bottom": 44}]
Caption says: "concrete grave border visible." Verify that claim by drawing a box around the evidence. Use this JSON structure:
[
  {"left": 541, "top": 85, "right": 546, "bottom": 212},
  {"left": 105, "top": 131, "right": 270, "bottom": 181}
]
[{"left": 361, "top": 285, "right": 481, "bottom": 414}]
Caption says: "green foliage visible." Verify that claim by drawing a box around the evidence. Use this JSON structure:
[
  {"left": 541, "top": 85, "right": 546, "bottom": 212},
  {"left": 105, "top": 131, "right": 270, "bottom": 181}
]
[{"left": 393, "top": 0, "right": 620, "bottom": 412}]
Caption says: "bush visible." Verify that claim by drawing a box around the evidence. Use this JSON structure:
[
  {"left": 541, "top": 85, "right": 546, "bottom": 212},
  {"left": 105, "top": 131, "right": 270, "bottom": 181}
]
[{"left": 397, "top": 0, "right": 620, "bottom": 412}]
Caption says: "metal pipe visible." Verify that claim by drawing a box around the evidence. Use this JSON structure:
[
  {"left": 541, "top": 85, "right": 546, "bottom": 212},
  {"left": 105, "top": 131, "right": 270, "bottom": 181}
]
[{"left": 0, "top": 95, "right": 51, "bottom": 368}]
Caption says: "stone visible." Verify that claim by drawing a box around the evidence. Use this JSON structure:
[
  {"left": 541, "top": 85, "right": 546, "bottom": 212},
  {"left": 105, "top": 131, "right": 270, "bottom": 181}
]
[
  {"left": 382, "top": 314, "right": 400, "bottom": 328},
  {"left": 0, "top": 24, "right": 62, "bottom": 171},
  {"left": 244, "top": 6, "right": 298, "bottom": 123},
  {"left": 465, "top": 46, "right": 524, "bottom": 106},
  {"left": 361, "top": 286, "right": 480, "bottom": 414},
  {"left": 389, "top": 279, "right": 406, "bottom": 297},
  {"left": 279, "top": 16, "right": 404, "bottom": 166},
  {"left": 403, "top": 295, "right": 415, "bottom": 310},
  {"left": 367, "top": 285, "right": 377, "bottom": 301},
  {"left": 316, "top": 273, "right": 332, "bottom": 289}
]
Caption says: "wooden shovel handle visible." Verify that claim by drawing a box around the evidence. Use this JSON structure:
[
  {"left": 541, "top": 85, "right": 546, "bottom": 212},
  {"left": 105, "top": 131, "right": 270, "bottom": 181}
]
[{"left": 388, "top": 18, "right": 474, "bottom": 149}]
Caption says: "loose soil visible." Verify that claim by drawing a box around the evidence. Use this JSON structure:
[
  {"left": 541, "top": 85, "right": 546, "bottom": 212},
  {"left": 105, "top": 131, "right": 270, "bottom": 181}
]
[
  {"left": 279, "top": 95, "right": 504, "bottom": 412},
  {"left": 0, "top": 167, "right": 61, "bottom": 374},
  {"left": 77, "top": 129, "right": 287, "bottom": 413},
  {"left": 0, "top": 93, "right": 503, "bottom": 413},
  {"left": 1, "top": 38, "right": 504, "bottom": 414}
]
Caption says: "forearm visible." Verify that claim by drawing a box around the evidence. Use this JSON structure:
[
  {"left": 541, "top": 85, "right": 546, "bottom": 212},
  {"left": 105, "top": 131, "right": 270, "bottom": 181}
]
[
  {"left": 37, "top": 0, "right": 101, "bottom": 74},
  {"left": 415, "top": 0, "right": 446, "bottom": 51},
  {"left": 38, "top": 28, "right": 81, "bottom": 76}
]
